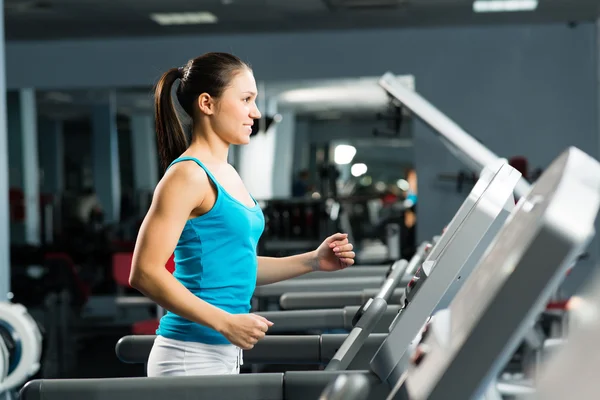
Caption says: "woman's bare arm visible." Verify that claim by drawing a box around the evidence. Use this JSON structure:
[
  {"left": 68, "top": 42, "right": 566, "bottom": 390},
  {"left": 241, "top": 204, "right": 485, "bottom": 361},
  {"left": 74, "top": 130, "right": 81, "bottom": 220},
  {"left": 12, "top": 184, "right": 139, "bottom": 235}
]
[{"left": 256, "top": 253, "right": 317, "bottom": 286}]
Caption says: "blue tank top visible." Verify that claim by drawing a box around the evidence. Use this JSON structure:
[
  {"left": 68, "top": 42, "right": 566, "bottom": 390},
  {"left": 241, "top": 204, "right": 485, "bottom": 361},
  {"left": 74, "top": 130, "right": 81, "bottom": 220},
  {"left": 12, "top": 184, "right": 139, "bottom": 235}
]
[{"left": 156, "top": 156, "right": 265, "bottom": 345}]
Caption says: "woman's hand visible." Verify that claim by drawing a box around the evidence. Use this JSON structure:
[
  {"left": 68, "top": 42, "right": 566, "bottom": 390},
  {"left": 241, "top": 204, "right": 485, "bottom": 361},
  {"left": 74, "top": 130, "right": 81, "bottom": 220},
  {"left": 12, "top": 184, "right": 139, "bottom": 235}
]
[
  {"left": 314, "top": 232, "right": 356, "bottom": 272},
  {"left": 219, "top": 313, "right": 274, "bottom": 350}
]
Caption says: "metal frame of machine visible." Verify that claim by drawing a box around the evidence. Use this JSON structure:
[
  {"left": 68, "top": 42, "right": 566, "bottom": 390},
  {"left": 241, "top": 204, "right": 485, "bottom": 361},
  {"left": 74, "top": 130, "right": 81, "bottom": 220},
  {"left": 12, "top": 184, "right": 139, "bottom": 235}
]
[
  {"left": 370, "top": 158, "right": 519, "bottom": 384},
  {"left": 393, "top": 146, "right": 600, "bottom": 400}
]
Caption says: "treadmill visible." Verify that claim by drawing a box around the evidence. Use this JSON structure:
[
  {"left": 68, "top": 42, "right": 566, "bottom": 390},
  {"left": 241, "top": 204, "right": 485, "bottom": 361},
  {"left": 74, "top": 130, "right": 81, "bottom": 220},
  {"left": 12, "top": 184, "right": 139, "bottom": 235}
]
[
  {"left": 18, "top": 154, "right": 521, "bottom": 400},
  {"left": 322, "top": 145, "right": 600, "bottom": 400},
  {"left": 246, "top": 158, "right": 518, "bottom": 337},
  {"left": 20, "top": 147, "right": 599, "bottom": 400},
  {"left": 369, "top": 158, "right": 519, "bottom": 383},
  {"left": 382, "top": 146, "right": 600, "bottom": 400},
  {"left": 252, "top": 241, "right": 434, "bottom": 334},
  {"left": 254, "top": 257, "right": 415, "bottom": 334},
  {"left": 113, "top": 254, "right": 418, "bottom": 370},
  {"left": 26, "top": 76, "right": 587, "bottom": 400},
  {"left": 114, "top": 155, "right": 517, "bottom": 363},
  {"left": 278, "top": 241, "right": 433, "bottom": 310}
]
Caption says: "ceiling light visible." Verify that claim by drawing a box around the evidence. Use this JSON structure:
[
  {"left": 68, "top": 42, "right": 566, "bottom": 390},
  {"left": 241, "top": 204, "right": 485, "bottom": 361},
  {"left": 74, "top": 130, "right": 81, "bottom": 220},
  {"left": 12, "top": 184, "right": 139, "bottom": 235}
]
[
  {"left": 334, "top": 145, "right": 357, "bottom": 165},
  {"left": 473, "top": 0, "right": 538, "bottom": 13},
  {"left": 351, "top": 163, "right": 368, "bottom": 177},
  {"left": 150, "top": 12, "right": 218, "bottom": 26}
]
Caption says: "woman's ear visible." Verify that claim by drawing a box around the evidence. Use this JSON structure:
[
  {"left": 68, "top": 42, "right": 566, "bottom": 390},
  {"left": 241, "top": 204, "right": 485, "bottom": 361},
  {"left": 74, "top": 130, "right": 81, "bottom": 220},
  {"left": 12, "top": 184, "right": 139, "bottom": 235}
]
[{"left": 197, "top": 93, "right": 214, "bottom": 115}]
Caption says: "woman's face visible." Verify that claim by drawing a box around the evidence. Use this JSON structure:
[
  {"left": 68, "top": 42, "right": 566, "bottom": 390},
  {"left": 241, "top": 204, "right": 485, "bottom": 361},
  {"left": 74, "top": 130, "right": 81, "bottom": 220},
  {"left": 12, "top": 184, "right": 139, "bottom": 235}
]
[{"left": 209, "top": 68, "right": 262, "bottom": 145}]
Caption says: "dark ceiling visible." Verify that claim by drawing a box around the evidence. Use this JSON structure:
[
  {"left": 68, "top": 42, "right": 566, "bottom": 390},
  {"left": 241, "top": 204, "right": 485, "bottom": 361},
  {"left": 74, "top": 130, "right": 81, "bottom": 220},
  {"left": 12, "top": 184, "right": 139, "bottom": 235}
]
[{"left": 5, "top": 0, "right": 600, "bottom": 41}]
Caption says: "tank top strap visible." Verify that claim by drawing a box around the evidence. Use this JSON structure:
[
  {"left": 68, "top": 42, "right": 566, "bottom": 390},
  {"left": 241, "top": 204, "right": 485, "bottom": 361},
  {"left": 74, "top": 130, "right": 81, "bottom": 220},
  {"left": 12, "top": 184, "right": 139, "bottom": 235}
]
[{"left": 167, "top": 156, "right": 222, "bottom": 191}]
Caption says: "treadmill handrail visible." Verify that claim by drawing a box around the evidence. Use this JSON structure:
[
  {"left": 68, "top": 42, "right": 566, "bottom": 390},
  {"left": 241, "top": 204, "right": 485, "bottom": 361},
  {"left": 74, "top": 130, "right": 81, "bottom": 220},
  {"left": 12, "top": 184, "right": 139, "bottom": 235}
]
[
  {"left": 319, "top": 374, "right": 370, "bottom": 400},
  {"left": 255, "top": 308, "right": 346, "bottom": 332},
  {"left": 404, "top": 241, "right": 432, "bottom": 277},
  {"left": 279, "top": 288, "right": 405, "bottom": 310},
  {"left": 292, "top": 266, "right": 389, "bottom": 280},
  {"left": 20, "top": 370, "right": 390, "bottom": 400},
  {"left": 325, "top": 297, "right": 388, "bottom": 372},
  {"left": 279, "top": 243, "right": 431, "bottom": 310},
  {"left": 254, "top": 276, "right": 385, "bottom": 297},
  {"left": 376, "top": 259, "right": 408, "bottom": 302},
  {"left": 378, "top": 72, "right": 531, "bottom": 200},
  {"left": 115, "top": 333, "right": 389, "bottom": 365}
]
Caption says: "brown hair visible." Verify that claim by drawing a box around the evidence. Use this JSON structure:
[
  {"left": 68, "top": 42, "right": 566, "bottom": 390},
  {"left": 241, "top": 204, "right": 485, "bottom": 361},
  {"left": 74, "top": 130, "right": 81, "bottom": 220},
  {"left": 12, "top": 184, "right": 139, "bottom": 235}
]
[{"left": 154, "top": 52, "right": 250, "bottom": 170}]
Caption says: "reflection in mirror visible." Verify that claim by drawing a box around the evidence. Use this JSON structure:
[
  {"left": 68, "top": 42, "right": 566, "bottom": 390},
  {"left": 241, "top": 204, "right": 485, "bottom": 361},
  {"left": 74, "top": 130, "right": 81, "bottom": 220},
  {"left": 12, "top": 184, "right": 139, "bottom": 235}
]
[{"left": 260, "top": 76, "right": 418, "bottom": 264}]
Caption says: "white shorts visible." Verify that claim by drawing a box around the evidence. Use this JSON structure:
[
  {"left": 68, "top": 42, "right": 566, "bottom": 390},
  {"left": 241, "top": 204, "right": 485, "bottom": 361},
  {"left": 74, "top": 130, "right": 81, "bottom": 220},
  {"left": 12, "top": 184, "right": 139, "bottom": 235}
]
[{"left": 146, "top": 335, "right": 244, "bottom": 377}]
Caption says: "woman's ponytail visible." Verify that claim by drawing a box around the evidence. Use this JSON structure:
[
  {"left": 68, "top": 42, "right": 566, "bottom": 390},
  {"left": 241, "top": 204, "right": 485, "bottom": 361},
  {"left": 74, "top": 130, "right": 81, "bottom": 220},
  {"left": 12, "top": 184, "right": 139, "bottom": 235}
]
[{"left": 154, "top": 68, "right": 187, "bottom": 172}]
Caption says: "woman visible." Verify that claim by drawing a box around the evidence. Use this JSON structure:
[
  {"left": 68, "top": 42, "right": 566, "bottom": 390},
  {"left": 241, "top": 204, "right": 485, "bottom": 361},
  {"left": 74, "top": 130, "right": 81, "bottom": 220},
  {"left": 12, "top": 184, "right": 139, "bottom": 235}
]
[{"left": 129, "top": 52, "right": 356, "bottom": 377}]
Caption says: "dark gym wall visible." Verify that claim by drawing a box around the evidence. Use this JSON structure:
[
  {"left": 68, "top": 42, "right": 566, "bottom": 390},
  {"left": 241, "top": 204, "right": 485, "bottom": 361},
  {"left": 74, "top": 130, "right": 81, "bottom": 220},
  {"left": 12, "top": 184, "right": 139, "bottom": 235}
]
[{"left": 8, "top": 22, "right": 599, "bottom": 291}]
